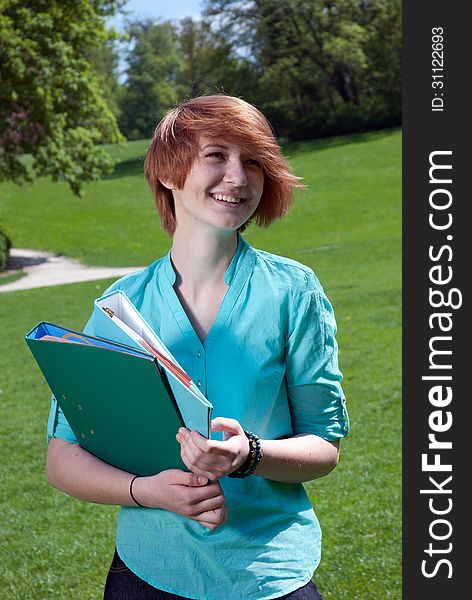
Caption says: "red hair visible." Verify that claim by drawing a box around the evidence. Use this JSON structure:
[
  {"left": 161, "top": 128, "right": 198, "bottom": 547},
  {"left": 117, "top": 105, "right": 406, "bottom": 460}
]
[{"left": 144, "top": 94, "right": 304, "bottom": 235}]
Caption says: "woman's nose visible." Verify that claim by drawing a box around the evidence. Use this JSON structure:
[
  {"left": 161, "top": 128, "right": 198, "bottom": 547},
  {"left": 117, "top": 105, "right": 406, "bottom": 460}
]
[{"left": 223, "top": 159, "right": 248, "bottom": 187}]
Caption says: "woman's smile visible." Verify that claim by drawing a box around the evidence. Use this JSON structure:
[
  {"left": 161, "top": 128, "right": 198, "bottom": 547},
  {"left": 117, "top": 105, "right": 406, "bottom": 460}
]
[{"left": 210, "top": 192, "right": 246, "bottom": 204}]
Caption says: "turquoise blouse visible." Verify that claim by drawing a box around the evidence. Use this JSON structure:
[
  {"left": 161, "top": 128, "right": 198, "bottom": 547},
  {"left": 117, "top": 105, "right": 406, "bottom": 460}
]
[{"left": 47, "top": 235, "right": 349, "bottom": 600}]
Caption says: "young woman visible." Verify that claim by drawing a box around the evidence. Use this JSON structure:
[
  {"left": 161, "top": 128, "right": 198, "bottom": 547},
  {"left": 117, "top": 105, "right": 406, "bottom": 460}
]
[{"left": 46, "top": 94, "right": 349, "bottom": 600}]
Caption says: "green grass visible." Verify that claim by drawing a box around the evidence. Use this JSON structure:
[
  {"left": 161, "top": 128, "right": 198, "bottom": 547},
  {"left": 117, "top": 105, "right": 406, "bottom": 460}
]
[
  {"left": 0, "top": 140, "right": 168, "bottom": 267},
  {"left": 0, "top": 128, "right": 401, "bottom": 599},
  {"left": 0, "top": 271, "right": 26, "bottom": 287}
]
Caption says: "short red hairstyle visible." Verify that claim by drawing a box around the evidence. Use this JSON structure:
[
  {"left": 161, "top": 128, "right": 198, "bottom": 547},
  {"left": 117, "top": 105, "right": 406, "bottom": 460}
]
[{"left": 144, "top": 94, "right": 304, "bottom": 235}]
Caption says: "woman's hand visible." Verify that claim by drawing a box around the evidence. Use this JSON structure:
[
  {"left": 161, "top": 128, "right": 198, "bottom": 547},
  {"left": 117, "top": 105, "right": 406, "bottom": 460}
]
[
  {"left": 132, "top": 469, "right": 228, "bottom": 530},
  {"left": 47, "top": 439, "right": 227, "bottom": 529},
  {"left": 176, "top": 417, "right": 250, "bottom": 480}
]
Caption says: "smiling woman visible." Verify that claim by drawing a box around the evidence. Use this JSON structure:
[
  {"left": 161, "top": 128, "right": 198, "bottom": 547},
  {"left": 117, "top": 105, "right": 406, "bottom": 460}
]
[
  {"left": 163, "top": 137, "right": 265, "bottom": 233},
  {"left": 144, "top": 95, "right": 302, "bottom": 234},
  {"left": 45, "top": 94, "right": 349, "bottom": 600}
]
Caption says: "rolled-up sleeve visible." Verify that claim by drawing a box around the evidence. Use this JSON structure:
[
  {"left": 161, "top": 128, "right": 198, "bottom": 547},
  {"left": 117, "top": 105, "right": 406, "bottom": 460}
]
[
  {"left": 285, "top": 273, "right": 349, "bottom": 441},
  {"left": 46, "top": 396, "right": 78, "bottom": 444}
]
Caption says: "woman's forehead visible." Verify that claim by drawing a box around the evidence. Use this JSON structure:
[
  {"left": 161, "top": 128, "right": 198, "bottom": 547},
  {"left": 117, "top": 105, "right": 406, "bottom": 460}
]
[{"left": 197, "top": 135, "right": 256, "bottom": 155}]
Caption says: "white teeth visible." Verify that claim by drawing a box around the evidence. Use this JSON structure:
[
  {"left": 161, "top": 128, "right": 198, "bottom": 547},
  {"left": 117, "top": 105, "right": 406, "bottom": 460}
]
[{"left": 212, "top": 193, "right": 242, "bottom": 204}]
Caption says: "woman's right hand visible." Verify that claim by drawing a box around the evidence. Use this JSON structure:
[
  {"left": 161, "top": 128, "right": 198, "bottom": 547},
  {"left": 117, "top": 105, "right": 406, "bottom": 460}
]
[
  {"left": 132, "top": 469, "right": 228, "bottom": 530},
  {"left": 46, "top": 440, "right": 227, "bottom": 529}
]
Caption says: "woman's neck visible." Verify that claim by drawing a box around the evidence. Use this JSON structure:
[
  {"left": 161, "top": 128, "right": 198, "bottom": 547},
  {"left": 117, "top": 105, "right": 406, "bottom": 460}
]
[{"left": 170, "top": 228, "right": 239, "bottom": 295}]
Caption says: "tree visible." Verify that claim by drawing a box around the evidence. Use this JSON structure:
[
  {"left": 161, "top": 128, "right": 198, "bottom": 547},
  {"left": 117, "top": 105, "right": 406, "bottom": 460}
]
[
  {"left": 118, "top": 20, "right": 185, "bottom": 140},
  {"left": 177, "top": 17, "right": 260, "bottom": 101},
  {"left": 362, "top": 0, "right": 402, "bottom": 124},
  {"left": 118, "top": 16, "right": 262, "bottom": 140},
  {"left": 203, "top": 0, "right": 401, "bottom": 138},
  {"left": 0, "top": 0, "right": 124, "bottom": 195},
  {"left": 178, "top": 17, "right": 206, "bottom": 98},
  {"left": 86, "top": 36, "right": 123, "bottom": 122}
]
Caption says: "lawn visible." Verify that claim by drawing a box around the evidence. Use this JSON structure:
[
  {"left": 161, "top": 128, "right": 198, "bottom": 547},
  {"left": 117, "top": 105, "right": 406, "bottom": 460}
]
[{"left": 0, "top": 128, "right": 401, "bottom": 599}]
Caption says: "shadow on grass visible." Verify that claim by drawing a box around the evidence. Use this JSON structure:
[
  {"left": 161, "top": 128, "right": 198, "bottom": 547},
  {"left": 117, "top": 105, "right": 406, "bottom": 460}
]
[
  {"left": 7, "top": 254, "right": 49, "bottom": 269},
  {"left": 283, "top": 126, "right": 401, "bottom": 156},
  {"left": 294, "top": 234, "right": 401, "bottom": 257},
  {"left": 103, "top": 156, "right": 145, "bottom": 180}
]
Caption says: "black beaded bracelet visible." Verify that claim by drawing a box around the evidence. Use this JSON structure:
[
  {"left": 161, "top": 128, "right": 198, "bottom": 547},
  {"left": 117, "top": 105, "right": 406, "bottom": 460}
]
[
  {"left": 228, "top": 431, "right": 263, "bottom": 478},
  {"left": 129, "top": 475, "right": 146, "bottom": 508}
]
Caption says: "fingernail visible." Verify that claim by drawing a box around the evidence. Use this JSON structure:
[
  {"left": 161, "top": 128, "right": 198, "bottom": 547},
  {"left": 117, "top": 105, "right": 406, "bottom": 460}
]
[{"left": 198, "top": 476, "right": 208, "bottom": 485}]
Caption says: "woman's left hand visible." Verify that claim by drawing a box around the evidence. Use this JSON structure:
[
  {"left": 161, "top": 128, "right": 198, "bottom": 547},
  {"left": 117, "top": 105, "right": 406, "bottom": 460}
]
[{"left": 176, "top": 417, "right": 250, "bottom": 480}]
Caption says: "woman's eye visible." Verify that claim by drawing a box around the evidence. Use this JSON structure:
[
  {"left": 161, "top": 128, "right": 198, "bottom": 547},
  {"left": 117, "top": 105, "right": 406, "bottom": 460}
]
[
  {"left": 246, "top": 159, "right": 262, "bottom": 168},
  {"left": 206, "top": 152, "right": 225, "bottom": 159}
]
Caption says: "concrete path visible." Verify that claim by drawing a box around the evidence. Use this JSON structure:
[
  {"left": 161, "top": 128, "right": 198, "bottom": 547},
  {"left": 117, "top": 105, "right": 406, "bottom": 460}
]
[{"left": 0, "top": 248, "right": 143, "bottom": 293}]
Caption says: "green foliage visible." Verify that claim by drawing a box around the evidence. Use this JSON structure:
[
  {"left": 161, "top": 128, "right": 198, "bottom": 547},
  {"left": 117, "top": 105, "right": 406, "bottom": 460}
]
[
  {"left": 86, "top": 37, "right": 124, "bottom": 120},
  {"left": 0, "top": 129, "right": 401, "bottom": 598},
  {"left": 118, "top": 20, "right": 185, "bottom": 139},
  {"left": 0, "top": 225, "right": 11, "bottom": 271},
  {"left": 363, "top": 0, "right": 402, "bottom": 119},
  {"left": 117, "top": 17, "right": 261, "bottom": 140},
  {"left": 178, "top": 17, "right": 214, "bottom": 97},
  {"left": 203, "top": 0, "right": 402, "bottom": 138},
  {"left": 0, "top": 0, "right": 125, "bottom": 195},
  {"left": 116, "top": 2, "right": 401, "bottom": 141},
  {"left": 177, "top": 17, "right": 261, "bottom": 99}
]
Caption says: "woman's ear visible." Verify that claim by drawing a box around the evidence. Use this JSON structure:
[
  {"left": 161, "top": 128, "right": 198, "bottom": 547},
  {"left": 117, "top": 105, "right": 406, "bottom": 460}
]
[{"left": 159, "top": 178, "right": 175, "bottom": 191}]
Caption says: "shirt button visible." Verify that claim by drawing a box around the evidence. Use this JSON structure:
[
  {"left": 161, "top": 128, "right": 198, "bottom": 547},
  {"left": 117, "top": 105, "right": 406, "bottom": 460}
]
[
  {"left": 197, "top": 351, "right": 201, "bottom": 358},
  {"left": 197, "top": 380, "right": 202, "bottom": 387}
]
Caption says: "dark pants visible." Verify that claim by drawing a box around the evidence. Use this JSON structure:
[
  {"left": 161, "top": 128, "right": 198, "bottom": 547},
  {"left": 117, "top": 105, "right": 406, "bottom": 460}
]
[{"left": 104, "top": 549, "right": 324, "bottom": 600}]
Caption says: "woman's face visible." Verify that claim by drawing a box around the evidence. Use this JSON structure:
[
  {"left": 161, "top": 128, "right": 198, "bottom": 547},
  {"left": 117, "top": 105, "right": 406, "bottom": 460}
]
[{"left": 170, "top": 136, "right": 264, "bottom": 234}]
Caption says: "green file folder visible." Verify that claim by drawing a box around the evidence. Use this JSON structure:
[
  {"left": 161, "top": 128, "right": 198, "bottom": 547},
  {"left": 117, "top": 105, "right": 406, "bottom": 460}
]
[{"left": 26, "top": 322, "right": 188, "bottom": 476}]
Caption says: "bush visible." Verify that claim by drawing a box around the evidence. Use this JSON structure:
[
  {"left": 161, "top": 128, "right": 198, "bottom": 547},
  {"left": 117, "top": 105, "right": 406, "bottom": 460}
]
[
  {"left": 0, "top": 227, "right": 12, "bottom": 271},
  {"left": 272, "top": 102, "right": 402, "bottom": 142}
]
